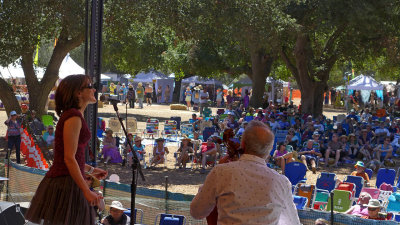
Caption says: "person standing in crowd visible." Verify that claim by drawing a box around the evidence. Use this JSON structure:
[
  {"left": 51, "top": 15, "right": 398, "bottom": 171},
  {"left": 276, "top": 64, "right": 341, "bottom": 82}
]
[
  {"left": 157, "top": 85, "right": 162, "bottom": 103},
  {"left": 5, "top": 110, "right": 22, "bottom": 164},
  {"left": 28, "top": 110, "right": 45, "bottom": 136},
  {"left": 109, "top": 82, "right": 116, "bottom": 95},
  {"left": 190, "top": 120, "right": 300, "bottom": 224},
  {"left": 216, "top": 88, "right": 223, "bottom": 107},
  {"left": 226, "top": 89, "right": 234, "bottom": 107},
  {"left": 185, "top": 86, "right": 192, "bottom": 110},
  {"left": 330, "top": 88, "right": 336, "bottom": 105},
  {"left": 119, "top": 83, "right": 127, "bottom": 102},
  {"left": 164, "top": 85, "right": 171, "bottom": 104},
  {"left": 136, "top": 82, "right": 144, "bottom": 109},
  {"left": 199, "top": 87, "right": 209, "bottom": 116},
  {"left": 126, "top": 85, "right": 135, "bottom": 108},
  {"left": 243, "top": 89, "right": 250, "bottom": 109},
  {"left": 42, "top": 125, "right": 55, "bottom": 149},
  {"left": 26, "top": 74, "right": 107, "bottom": 225},
  {"left": 145, "top": 83, "right": 153, "bottom": 106}
]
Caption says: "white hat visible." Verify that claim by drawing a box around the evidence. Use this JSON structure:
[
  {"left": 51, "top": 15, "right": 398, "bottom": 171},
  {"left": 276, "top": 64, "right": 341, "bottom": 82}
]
[
  {"left": 10, "top": 111, "right": 17, "bottom": 116},
  {"left": 108, "top": 174, "right": 120, "bottom": 183},
  {"left": 108, "top": 201, "right": 127, "bottom": 211},
  {"left": 364, "top": 199, "right": 381, "bottom": 208}
]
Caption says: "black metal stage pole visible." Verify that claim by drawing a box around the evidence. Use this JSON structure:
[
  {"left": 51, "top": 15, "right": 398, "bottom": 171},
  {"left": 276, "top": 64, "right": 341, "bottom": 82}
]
[{"left": 109, "top": 99, "right": 145, "bottom": 225}]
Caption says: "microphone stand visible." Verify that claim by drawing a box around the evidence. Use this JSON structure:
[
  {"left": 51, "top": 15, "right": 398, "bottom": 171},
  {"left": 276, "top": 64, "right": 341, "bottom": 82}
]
[{"left": 109, "top": 100, "right": 145, "bottom": 225}]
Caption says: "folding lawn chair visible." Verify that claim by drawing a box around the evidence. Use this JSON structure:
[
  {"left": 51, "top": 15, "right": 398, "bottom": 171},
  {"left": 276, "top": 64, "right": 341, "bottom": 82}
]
[
  {"left": 144, "top": 118, "right": 159, "bottom": 139},
  {"left": 41, "top": 114, "right": 54, "bottom": 127},
  {"left": 170, "top": 116, "right": 181, "bottom": 130},
  {"left": 316, "top": 172, "right": 337, "bottom": 192},
  {"left": 336, "top": 182, "right": 356, "bottom": 200},
  {"left": 126, "top": 117, "right": 139, "bottom": 136},
  {"left": 108, "top": 117, "right": 121, "bottom": 135},
  {"left": 294, "top": 183, "right": 315, "bottom": 208},
  {"left": 327, "top": 189, "right": 353, "bottom": 213},
  {"left": 365, "top": 168, "right": 373, "bottom": 179},
  {"left": 123, "top": 208, "right": 144, "bottom": 224},
  {"left": 154, "top": 213, "right": 186, "bottom": 225},
  {"left": 313, "top": 189, "right": 330, "bottom": 210},
  {"left": 344, "top": 175, "right": 364, "bottom": 198},
  {"left": 161, "top": 120, "right": 178, "bottom": 139},
  {"left": 180, "top": 123, "right": 193, "bottom": 137},
  {"left": 244, "top": 116, "right": 253, "bottom": 122},
  {"left": 386, "top": 192, "right": 400, "bottom": 213},
  {"left": 293, "top": 196, "right": 308, "bottom": 210},
  {"left": 378, "top": 190, "right": 393, "bottom": 209},
  {"left": 360, "top": 187, "right": 380, "bottom": 199},
  {"left": 376, "top": 168, "right": 396, "bottom": 189},
  {"left": 202, "top": 127, "right": 215, "bottom": 142},
  {"left": 284, "top": 162, "right": 307, "bottom": 186}
]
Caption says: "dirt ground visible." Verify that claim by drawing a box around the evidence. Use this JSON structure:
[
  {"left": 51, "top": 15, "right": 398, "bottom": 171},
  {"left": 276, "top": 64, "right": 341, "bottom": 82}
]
[{"left": 0, "top": 102, "right": 381, "bottom": 195}]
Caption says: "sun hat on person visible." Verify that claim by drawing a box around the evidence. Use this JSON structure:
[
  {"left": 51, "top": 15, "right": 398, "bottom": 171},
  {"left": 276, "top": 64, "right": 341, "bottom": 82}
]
[
  {"left": 181, "top": 135, "right": 191, "bottom": 142},
  {"left": 313, "top": 131, "right": 320, "bottom": 136},
  {"left": 155, "top": 137, "right": 165, "bottom": 142},
  {"left": 107, "top": 201, "right": 127, "bottom": 211},
  {"left": 364, "top": 199, "right": 381, "bottom": 208},
  {"left": 355, "top": 161, "right": 365, "bottom": 168},
  {"left": 10, "top": 111, "right": 17, "bottom": 116},
  {"left": 134, "top": 136, "right": 142, "bottom": 142}
]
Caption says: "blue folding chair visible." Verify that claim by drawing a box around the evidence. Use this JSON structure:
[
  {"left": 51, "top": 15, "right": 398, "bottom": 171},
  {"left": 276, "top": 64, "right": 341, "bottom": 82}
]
[
  {"left": 155, "top": 213, "right": 186, "bottom": 225},
  {"left": 376, "top": 168, "right": 396, "bottom": 189},
  {"left": 293, "top": 195, "right": 308, "bottom": 210},
  {"left": 365, "top": 168, "right": 373, "bottom": 180},
  {"left": 387, "top": 192, "right": 400, "bottom": 213},
  {"left": 344, "top": 175, "right": 364, "bottom": 198},
  {"left": 202, "top": 127, "right": 215, "bottom": 142},
  {"left": 316, "top": 172, "right": 337, "bottom": 192},
  {"left": 285, "top": 162, "right": 307, "bottom": 186},
  {"left": 123, "top": 208, "right": 144, "bottom": 224},
  {"left": 244, "top": 116, "right": 254, "bottom": 122}
]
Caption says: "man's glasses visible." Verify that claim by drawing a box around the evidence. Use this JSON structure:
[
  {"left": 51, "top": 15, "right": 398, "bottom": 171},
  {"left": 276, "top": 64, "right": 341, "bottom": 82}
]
[
  {"left": 368, "top": 207, "right": 378, "bottom": 211},
  {"left": 82, "top": 83, "right": 94, "bottom": 90}
]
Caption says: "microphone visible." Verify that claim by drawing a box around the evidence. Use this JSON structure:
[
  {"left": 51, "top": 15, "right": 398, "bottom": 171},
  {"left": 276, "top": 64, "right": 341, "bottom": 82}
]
[{"left": 108, "top": 98, "right": 120, "bottom": 112}]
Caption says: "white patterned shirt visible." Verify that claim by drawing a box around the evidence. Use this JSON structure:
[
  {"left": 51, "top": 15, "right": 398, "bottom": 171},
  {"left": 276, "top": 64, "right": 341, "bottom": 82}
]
[{"left": 190, "top": 154, "right": 300, "bottom": 225}]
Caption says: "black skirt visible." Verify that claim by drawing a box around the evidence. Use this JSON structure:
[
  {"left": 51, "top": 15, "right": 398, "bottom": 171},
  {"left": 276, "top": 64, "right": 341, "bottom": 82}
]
[{"left": 25, "top": 175, "right": 96, "bottom": 225}]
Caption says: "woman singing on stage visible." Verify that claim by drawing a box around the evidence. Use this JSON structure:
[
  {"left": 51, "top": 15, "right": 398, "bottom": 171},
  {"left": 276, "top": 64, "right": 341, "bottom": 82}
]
[{"left": 26, "top": 75, "right": 108, "bottom": 225}]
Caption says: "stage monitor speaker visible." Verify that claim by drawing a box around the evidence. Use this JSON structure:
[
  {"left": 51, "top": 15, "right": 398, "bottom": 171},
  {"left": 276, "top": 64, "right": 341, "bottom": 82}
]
[{"left": 0, "top": 201, "right": 25, "bottom": 225}]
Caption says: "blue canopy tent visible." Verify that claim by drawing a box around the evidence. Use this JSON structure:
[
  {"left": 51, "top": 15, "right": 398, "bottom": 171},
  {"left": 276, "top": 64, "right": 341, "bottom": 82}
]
[
  {"left": 180, "top": 76, "right": 223, "bottom": 102},
  {"left": 132, "top": 70, "right": 174, "bottom": 103}
]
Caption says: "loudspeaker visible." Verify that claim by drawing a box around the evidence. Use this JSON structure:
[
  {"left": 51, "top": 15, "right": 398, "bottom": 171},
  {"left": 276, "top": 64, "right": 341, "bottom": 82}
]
[{"left": 0, "top": 202, "right": 25, "bottom": 225}]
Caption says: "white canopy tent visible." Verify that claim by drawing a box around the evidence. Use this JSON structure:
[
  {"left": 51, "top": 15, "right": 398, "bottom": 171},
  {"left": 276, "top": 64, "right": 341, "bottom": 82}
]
[
  {"left": 346, "top": 75, "right": 383, "bottom": 90},
  {"left": 132, "top": 70, "right": 174, "bottom": 103},
  {"left": 0, "top": 60, "right": 44, "bottom": 79},
  {"left": 58, "top": 54, "right": 110, "bottom": 80}
]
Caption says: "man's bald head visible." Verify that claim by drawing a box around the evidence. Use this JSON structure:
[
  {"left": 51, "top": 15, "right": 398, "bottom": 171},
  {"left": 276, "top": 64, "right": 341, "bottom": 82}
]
[{"left": 241, "top": 120, "right": 275, "bottom": 158}]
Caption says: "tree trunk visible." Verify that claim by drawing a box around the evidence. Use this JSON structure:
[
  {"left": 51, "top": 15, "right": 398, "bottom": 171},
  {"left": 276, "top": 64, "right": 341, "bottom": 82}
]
[
  {"left": 21, "top": 31, "right": 84, "bottom": 117},
  {"left": 0, "top": 79, "right": 21, "bottom": 115},
  {"left": 172, "top": 79, "right": 182, "bottom": 103},
  {"left": 313, "top": 81, "right": 328, "bottom": 116},
  {"left": 249, "top": 49, "right": 273, "bottom": 108}
]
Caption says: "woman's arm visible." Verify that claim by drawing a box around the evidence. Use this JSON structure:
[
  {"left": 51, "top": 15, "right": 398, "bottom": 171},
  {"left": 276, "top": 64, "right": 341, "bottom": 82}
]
[{"left": 64, "top": 117, "right": 100, "bottom": 206}]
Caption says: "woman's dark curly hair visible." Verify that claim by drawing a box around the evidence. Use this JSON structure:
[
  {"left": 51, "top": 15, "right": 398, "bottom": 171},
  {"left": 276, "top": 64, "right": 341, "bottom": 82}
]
[{"left": 55, "top": 74, "right": 90, "bottom": 116}]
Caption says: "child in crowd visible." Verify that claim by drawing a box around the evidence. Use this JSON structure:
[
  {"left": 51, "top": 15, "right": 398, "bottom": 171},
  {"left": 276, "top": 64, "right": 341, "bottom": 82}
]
[{"left": 351, "top": 161, "right": 370, "bottom": 186}]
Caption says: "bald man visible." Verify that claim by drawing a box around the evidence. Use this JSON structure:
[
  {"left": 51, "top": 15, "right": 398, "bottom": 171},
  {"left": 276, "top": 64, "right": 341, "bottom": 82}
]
[{"left": 190, "top": 120, "right": 300, "bottom": 225}]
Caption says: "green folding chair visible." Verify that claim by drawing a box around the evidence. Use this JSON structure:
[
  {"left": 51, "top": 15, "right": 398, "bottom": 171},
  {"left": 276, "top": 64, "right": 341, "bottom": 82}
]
[
  {"left": 41, "top": 115, "right": 54, "bottom": 127},
  {"left": 326, "top": 189, "right": 353, "bottom": 213},
  {"left": 313, "top": 190, "right": 330, "bottom": 210}
]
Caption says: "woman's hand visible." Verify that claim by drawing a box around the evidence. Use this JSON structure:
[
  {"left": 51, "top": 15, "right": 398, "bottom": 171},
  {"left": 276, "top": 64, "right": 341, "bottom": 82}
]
[
  {"left": 92, "top": 168, "right": 108, "bottom": 180},
  {"left": 84, "top": 190, "right": 102, "bottom": 207}
]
